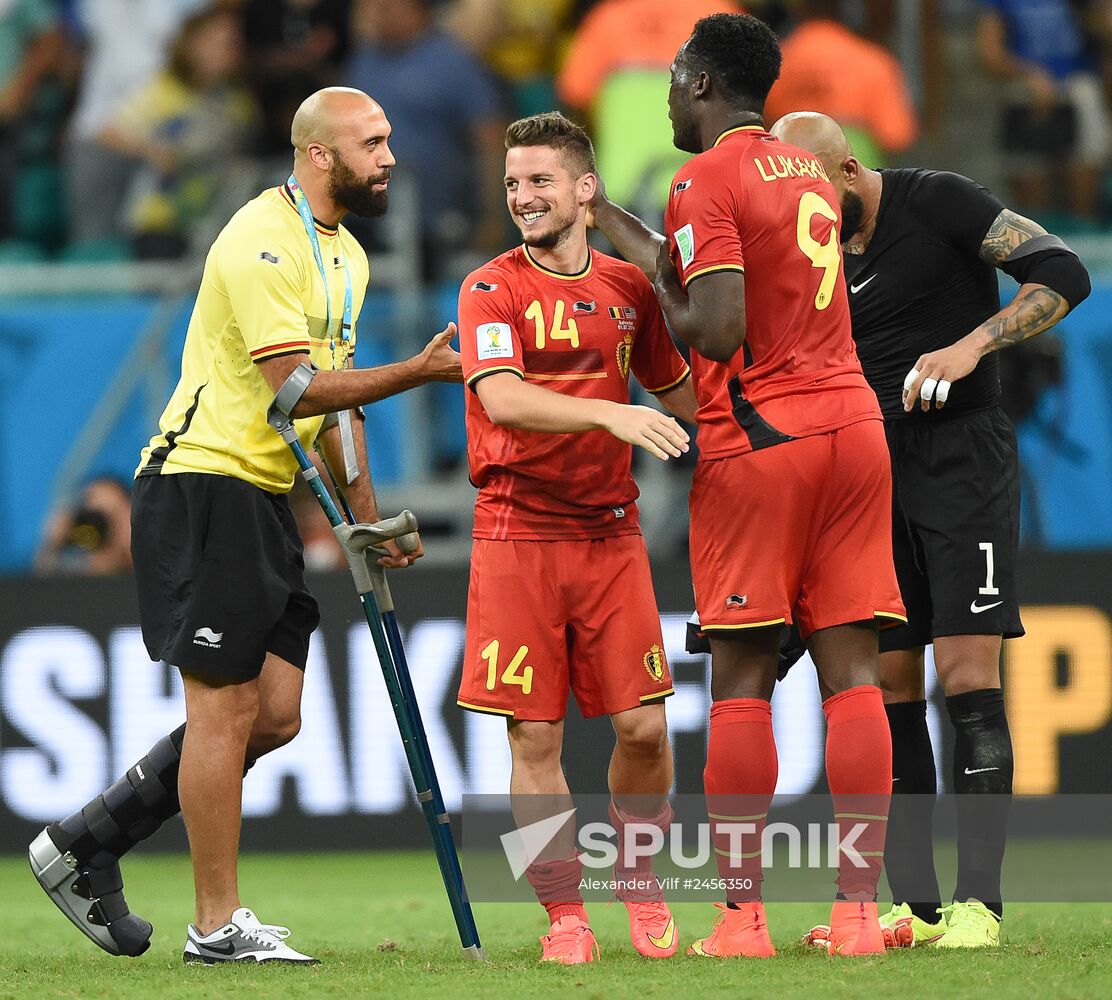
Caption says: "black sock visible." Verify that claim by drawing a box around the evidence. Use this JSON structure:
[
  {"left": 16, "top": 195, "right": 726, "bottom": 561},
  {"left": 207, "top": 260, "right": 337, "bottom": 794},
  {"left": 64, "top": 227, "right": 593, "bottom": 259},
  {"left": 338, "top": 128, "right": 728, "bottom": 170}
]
[
  {"left": 49, "top": 724, "right": 187, "bottom": 868},
  {"left": 884, "top": 700, "right": 942, "bottom": 924},
  {"left": 947, "top": 688, "right": 1013, "bottom": 920}
]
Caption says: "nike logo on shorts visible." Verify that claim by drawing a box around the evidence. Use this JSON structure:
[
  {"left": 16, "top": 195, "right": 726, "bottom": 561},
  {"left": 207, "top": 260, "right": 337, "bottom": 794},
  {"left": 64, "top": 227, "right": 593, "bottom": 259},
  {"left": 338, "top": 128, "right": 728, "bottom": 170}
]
[
  {"left": 970, "top": 600, "right": 1004, "bottom": 614},
  {"left": 849, "top": 274, "right": 877, "bottom": 293},
  {"left": 964, "top": 766, "right": 1000, "bottom": 775}
]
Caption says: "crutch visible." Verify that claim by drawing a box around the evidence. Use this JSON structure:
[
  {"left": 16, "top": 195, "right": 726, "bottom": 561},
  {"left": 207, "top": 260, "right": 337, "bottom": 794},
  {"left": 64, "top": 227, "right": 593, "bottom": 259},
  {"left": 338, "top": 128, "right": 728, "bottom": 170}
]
[
  {"left": 311, "top": 445, "right": 484, "bottom": 956},
  {"left": 266, "top": 401, "right": 485, "bottom": 960}
]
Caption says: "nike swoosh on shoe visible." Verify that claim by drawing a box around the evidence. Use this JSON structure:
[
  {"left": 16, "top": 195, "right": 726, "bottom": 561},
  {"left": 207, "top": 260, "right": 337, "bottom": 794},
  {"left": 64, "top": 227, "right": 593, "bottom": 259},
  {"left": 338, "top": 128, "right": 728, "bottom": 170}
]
[{"left": 646, "top": 918, "right": 676, "bottom": 950}]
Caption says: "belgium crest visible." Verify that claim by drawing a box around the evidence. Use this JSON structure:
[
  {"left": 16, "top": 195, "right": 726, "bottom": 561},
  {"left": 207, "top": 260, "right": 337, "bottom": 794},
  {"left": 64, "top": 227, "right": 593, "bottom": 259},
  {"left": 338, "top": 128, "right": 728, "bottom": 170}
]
[
  {"left": 616, "top": 334, "right": 633, "bottom": 379},
  {"left": 643, "top": 643, "right": 666, "bottom": 682}
]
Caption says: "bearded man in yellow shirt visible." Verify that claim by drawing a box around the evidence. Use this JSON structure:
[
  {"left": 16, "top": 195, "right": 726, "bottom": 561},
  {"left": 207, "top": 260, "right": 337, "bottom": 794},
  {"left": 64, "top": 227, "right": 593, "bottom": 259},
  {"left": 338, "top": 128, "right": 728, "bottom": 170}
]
[{"left": 29, "top": 87, "right": 461, "bottom": 965}]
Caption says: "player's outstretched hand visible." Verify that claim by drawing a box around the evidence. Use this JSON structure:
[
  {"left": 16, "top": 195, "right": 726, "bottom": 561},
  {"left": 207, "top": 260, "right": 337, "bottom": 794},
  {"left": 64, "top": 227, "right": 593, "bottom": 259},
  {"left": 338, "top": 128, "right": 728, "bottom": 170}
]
[
  {"left": 418, "top": 323, "right": 463, "bottom": 383},
  {"left": 604, "top": 404, "right": 690, "bottom": 461},
  {"left": 902, "top": 339, "right": 981, "bottom": 412},
  {"left": 376, "top": 535, "right": 425, "bottom": 569}
]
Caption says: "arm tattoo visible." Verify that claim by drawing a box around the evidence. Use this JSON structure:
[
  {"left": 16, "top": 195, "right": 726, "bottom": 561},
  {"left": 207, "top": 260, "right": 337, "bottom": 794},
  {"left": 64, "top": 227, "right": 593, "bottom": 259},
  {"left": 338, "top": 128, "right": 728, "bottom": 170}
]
[
  {"left": 979, "top": 209, "right": 1048, "bottom": 264},
  {"left": 981, "top": 284, "right": 1068, "bottom": 351}
]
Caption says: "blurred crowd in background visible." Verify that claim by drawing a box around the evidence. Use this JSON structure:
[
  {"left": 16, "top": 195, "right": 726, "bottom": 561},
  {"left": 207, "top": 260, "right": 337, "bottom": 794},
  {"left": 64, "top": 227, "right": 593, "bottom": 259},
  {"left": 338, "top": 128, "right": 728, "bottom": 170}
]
[
  {"left": 3, "top": 0, "right": 1112, "bottom": 276},
  {"left": 10, "top": 0, "right": 1111, "bottom": 575}
]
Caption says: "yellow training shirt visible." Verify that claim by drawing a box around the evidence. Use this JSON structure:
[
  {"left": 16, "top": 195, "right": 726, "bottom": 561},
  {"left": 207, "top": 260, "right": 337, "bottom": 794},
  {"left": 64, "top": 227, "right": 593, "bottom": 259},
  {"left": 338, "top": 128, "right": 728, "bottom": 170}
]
[{"left": 137, "top": 184, "right": 369, "bottom": 492}]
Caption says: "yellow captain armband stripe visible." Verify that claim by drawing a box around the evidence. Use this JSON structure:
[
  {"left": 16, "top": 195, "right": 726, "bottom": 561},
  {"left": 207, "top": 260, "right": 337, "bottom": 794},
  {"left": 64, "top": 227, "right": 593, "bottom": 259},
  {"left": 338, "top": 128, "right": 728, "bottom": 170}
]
[
  {"left": 683, "top": 264, "right": 745, "bottom": 285},
  {"left": 645, "top": 367, "right": 691, "bottom": 395},
  {"left": 466, "top": 365, "right": 525, "bottom": 388}
]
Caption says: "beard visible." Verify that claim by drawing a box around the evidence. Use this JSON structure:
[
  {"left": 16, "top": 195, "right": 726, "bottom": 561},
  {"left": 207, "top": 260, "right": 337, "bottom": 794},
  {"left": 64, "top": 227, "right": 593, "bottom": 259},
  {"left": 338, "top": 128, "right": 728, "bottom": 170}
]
[
  {"left": 519, "top": 207, "right": 578, "bottom": 249},
  {"left": 328, "top": 150, "right": 389, "bottom": 219},
  {"left": 840, "top": 189, "right": 865, "bottom": 242}
]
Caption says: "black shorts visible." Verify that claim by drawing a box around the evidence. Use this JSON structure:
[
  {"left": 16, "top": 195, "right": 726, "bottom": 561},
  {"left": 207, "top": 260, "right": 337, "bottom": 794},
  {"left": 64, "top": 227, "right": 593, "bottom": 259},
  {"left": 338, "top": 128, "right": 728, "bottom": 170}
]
[
  {"left": 131, "top": 473, "right": 320, "bottom": 682},
  {"left": 880, "top": 406, "right": 1025, "bottom": 653}
]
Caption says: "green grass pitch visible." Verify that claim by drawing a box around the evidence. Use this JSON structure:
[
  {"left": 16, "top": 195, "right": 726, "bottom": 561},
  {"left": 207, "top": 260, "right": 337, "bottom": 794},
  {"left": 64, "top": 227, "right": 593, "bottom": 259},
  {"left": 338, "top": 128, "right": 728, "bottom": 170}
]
[{"left": 1, "top": 851, "right": 1109, "bottom": 999}]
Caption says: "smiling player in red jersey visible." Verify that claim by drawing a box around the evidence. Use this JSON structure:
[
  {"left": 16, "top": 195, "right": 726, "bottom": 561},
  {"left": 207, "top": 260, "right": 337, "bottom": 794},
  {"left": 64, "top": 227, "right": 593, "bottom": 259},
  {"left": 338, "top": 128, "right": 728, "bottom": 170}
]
[
  {"left": 457, "top": 112, "right": 696, "bottom": 965},
  {"left": 591, "top": 14, "right": 905, "bottom": 957}
]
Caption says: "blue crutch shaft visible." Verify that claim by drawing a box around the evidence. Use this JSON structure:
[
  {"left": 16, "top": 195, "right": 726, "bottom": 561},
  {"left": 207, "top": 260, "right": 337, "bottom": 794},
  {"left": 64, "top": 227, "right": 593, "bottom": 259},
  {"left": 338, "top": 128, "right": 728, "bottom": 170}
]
[
  {"left": 312, "top": 448, "right": 449, "bottom": 812},
  {"left": 380, "top": 610, "right": 481, "bottom": 944},
  {"left": 268, "top": 414, "right": 483, "bottom": 957},
  {"left": 356, "top": 589, "right": 481, "bottom": 950},
  {"left": 355, "top": 596, "right": 478, "bottom": 947},
  {"left": 314, "top": 450, "right": 481, "bottom": 948}
]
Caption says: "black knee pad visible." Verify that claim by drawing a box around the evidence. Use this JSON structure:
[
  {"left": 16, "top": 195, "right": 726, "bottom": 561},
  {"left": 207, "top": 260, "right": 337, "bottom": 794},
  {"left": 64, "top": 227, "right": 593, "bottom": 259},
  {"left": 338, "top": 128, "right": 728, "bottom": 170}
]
[{"left": 53, "top": 723, "right": 186, "bottom": 865}]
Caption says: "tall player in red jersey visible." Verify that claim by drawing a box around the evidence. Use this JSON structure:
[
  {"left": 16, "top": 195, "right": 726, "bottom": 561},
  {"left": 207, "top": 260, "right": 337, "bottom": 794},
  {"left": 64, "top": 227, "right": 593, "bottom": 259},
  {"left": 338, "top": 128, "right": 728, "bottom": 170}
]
[
  {"left": 457, "top": 113, "right": 696, "bottom": 964},
  {"left": 591, "top": 14, "right": 905, "bottom": 957}
]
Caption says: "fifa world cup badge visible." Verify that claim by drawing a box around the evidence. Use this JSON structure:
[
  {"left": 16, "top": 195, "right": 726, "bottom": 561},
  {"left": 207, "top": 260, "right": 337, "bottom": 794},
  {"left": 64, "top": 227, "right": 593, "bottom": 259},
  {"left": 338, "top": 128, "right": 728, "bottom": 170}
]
[
  {"left": 643, "top": 644, "right": 666, "bottom": 682},
  {"left": 476, "top": 322, "right": 514, "bottom": 360}
]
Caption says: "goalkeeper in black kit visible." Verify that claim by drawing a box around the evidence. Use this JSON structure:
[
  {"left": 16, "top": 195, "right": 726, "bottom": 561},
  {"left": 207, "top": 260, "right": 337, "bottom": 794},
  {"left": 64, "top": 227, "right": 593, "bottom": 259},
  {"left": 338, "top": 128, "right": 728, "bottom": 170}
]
[{"left": 772, "top": 111, "right": 1090, "bottom": 950}]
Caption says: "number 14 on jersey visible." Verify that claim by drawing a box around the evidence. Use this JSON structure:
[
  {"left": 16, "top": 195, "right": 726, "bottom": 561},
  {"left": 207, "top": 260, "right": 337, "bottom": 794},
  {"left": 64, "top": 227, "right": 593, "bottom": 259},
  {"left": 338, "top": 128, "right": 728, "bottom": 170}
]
[{"left": 525, "top": 299, "right": 580, "bottom": 350}]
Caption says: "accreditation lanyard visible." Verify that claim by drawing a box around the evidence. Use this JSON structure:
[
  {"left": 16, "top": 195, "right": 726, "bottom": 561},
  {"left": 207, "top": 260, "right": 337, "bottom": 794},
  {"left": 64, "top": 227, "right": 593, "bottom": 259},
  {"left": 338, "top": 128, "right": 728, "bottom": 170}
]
[
  {"left": 287, "top": 174, "right": 359, "bottom": 483},
  {"left": 287, "top": 174, "right": 352, "bottom": 368}
]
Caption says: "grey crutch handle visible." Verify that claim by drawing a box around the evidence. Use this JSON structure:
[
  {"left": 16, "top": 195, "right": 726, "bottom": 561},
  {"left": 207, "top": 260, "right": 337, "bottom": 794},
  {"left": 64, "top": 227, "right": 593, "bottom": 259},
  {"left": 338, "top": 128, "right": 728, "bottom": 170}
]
[
  {"left": 334, "top": 510, "right": 420, "bottom": 556},
  {"left": 334, "top": 511, "right": 420, "bottom": 598}
]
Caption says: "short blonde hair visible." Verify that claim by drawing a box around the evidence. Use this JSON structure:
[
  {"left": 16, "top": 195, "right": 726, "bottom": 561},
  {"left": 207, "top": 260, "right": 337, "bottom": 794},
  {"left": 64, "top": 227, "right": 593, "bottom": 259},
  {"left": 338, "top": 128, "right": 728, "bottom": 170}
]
[{"left": 505, "top": 112, "right": 597, "bottom": 177}]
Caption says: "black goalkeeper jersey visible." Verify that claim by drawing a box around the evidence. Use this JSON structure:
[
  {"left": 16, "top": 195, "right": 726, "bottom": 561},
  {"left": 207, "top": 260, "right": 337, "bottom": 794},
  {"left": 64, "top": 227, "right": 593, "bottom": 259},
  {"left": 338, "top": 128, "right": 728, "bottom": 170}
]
[{"left": 844, "top": 168, "right": 1005, "bottom": 420}]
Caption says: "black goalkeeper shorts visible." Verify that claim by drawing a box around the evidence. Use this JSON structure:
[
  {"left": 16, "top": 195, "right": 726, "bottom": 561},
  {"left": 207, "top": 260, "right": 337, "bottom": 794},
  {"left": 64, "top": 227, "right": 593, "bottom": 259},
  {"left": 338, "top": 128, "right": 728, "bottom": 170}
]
[
  {"left": 132, "top": 472, "right": 320, "bottom": 682},
  {"left": 880, "top": 406, "right": 1025, "bottom": 653}
]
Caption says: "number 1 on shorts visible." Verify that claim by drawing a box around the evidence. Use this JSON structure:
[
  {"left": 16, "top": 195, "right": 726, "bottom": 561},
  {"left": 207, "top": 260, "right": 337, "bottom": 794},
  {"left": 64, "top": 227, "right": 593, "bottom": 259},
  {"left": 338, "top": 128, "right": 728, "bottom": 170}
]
[{"left": 978, "top": 541, "right": 999, "bottom": 596}]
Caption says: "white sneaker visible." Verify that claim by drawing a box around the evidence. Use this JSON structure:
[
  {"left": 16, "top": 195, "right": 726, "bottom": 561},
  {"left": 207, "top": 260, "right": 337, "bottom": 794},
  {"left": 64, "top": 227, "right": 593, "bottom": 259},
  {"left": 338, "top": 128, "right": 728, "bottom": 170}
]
[{"left": 182, "top": 906, "right": 319, "bottom": 965}]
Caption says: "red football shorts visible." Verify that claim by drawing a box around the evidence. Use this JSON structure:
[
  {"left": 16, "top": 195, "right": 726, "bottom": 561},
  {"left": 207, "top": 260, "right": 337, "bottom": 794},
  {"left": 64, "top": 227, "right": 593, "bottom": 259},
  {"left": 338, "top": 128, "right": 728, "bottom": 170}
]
[
  {"left": 458, "top": 534, "right": 673, "bottom": 721},
  {"left": 689, "top": 418, "right": 906, "bottom": 639}
]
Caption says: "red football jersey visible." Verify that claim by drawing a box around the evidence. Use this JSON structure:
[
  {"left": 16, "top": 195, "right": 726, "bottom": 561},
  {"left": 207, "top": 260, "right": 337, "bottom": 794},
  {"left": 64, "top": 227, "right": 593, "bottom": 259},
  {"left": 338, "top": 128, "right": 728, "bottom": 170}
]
[
  {"left": 664, "top": 125, "right": 880, "bottom": 460},
  {"left": 460, "top": 245, "right": 690, "bottom": 540}
]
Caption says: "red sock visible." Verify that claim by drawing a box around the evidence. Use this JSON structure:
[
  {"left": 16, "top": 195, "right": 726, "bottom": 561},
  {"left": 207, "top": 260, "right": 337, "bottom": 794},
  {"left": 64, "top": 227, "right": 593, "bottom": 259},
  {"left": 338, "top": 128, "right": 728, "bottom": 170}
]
[
  {"left": 609, "top": 800, "right": 672, "bottom": 901},
  {"left": 823, "top": 685, "right": 892, "bottom": 900},
  {"left": 704, "top": 698, "right": 777, "bottom": 904},
  {"left": 525, "top": 856, "right": 587, "bottom": 924}
]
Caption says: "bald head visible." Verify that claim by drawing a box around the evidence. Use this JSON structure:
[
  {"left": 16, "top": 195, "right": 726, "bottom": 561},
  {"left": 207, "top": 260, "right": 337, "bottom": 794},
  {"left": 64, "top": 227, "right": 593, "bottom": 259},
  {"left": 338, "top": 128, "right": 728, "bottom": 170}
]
[
  {"left": 771, "top": 111, "right": 881, "bottom": 243},
  {"left": 769, "top": 112, "right": 851, "bottom": 179},
  {"left": 291, "top": 87, "right": 384, "bottom": 152},
  {"left": 289, "top": 87, "right": 397, "bottom": 222}
]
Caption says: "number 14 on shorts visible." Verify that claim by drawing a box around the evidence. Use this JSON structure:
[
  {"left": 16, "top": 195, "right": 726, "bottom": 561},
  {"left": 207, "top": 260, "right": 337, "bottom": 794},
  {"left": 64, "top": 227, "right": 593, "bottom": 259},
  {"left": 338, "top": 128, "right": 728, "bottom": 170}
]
[{"left": 482, "top": 640, "right": 534, "bottom": 695}]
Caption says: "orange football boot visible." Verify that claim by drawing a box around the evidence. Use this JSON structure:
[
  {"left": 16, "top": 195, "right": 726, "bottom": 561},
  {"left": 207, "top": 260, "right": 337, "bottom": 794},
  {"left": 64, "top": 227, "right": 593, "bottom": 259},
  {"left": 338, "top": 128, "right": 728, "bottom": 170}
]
[
  {"left": 688, "top": 902, "right": 776, "bottom": 958},
  {"left": 539, "top": 914, "right": 600, "bottom": 965},
  {"left": 621, "top": 898, "right": 678, "bottom": 958},
  {"left": 825, "top": 900, "right": 886, "bottom": 956}
]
